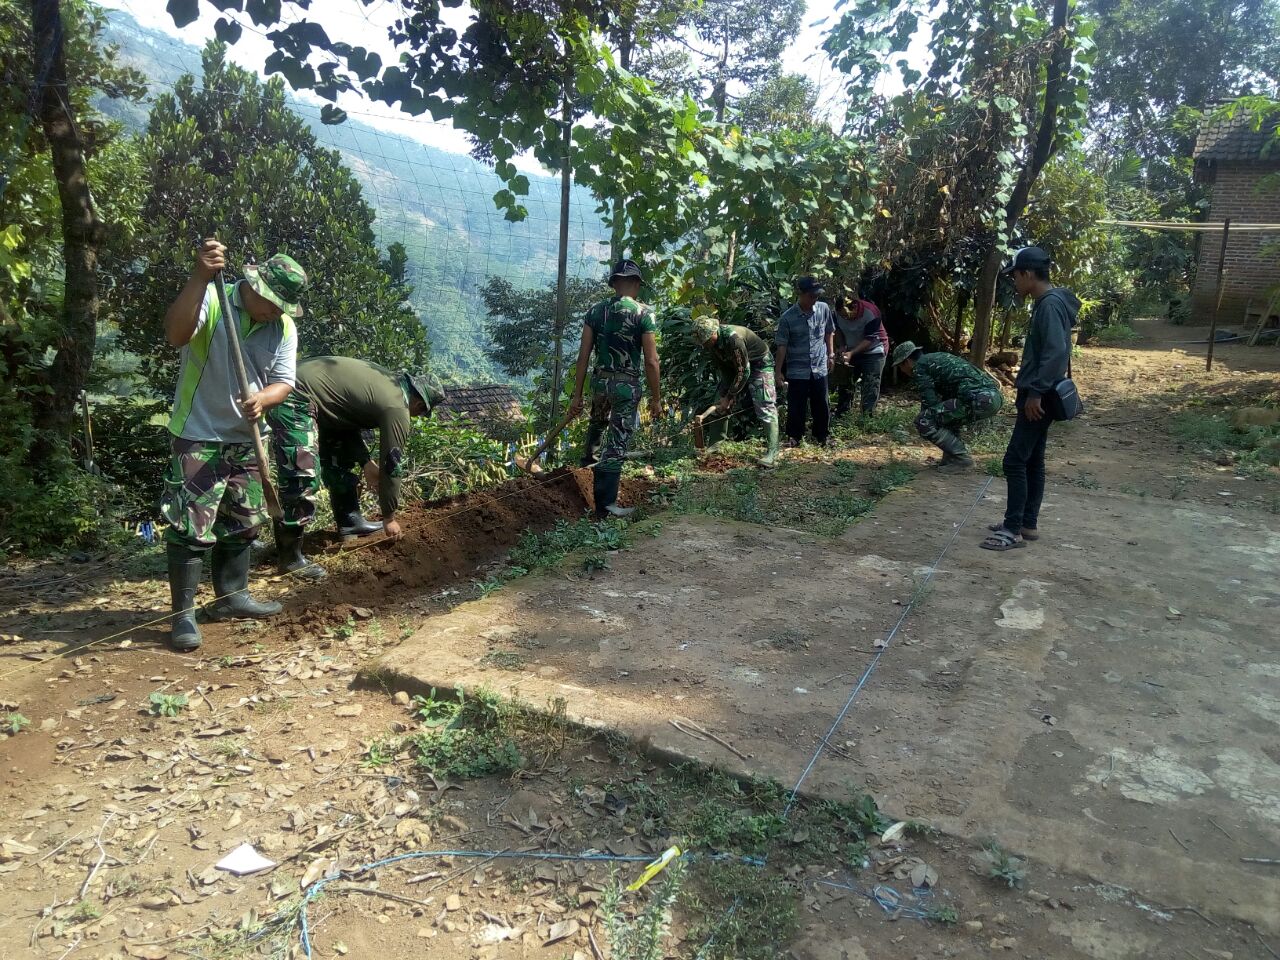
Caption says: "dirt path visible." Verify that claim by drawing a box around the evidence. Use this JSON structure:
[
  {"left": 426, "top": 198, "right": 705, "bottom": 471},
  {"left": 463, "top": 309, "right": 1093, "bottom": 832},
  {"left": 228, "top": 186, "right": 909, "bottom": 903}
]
[{"left": 1, "top": 318, "right": 1278, "bottom": 960}]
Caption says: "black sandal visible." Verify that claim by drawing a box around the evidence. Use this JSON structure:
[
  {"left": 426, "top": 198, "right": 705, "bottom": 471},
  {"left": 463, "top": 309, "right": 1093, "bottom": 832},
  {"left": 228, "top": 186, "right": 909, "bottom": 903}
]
[
  {"left": 989, "top": 523, "right": 1039, "bottom": 542},
  {"left": 981, "top": 527, "right": 1025, "bottom": 551}
]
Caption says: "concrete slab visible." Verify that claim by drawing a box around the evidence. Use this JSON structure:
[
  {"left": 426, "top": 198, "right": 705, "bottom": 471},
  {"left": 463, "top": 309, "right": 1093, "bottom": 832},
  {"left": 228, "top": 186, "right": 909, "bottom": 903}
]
[{"left": 374, "top": 472, "right": 1280, "bottom": 932}]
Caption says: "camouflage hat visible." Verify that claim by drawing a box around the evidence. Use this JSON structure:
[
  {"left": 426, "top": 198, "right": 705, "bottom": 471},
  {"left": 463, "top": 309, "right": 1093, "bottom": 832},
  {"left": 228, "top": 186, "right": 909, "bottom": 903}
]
[
  {"left": 404, "top": 371, "right": 445, "bottom": 412},
  {"left": 690, "top": 314, "right": 720, "bottom": 346},
  {"left": 891, "top": 341, "right": 923, "bottom": 367},
  {"left": 244, "top": 253, "right": 308, "bottom": 317}
]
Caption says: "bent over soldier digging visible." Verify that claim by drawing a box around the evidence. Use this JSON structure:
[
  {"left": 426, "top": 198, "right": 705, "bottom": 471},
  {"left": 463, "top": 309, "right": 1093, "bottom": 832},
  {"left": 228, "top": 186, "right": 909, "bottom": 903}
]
[
  {"left": 266, "top": 357, "right": 444, "bottom": 580},
  {"left": 568, "top": 259, "right": 662, "bottom": 519},
  {"left": 689, "top": 314, "right": 781, "bottom": 468},
  {"left": 161, "top": 240, "right": 306, "bottom": 651}
]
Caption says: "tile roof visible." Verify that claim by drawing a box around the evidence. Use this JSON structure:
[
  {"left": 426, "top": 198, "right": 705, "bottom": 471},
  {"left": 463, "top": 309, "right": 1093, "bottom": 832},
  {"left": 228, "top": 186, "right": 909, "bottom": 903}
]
[
  {"left": 437, "top": 384, "right": 524, "bottom": 423},
  {"left": 1194, "top": 111, "right": 1280, "bottom": 163}
]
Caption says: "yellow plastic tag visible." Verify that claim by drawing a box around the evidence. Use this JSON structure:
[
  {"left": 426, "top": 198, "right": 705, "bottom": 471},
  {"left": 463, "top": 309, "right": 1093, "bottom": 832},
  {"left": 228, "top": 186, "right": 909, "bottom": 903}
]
[{"left": 626, "top": 845, "right": 682, "bottom": 892}]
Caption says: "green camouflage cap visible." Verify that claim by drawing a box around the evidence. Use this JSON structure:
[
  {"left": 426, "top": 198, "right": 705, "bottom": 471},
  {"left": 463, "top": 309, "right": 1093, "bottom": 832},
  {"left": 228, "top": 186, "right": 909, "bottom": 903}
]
[
  {"left": 690, "top": 315, "right": 720, "bottom": 345},
  {"left": 244, "top": 253, "right": 308, "bottom": 317},
  {"left": 891, "top": 341, "right": 923, "bottom": 367},
  {"left": 404, "top": 371, "right": 445, "bottom": 412}
]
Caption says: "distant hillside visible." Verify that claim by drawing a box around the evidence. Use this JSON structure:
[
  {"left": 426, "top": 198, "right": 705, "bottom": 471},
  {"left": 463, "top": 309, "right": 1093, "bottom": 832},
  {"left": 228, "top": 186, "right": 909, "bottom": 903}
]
[{"left": 98, "top": 9, "right": 610, "bottom": 383}]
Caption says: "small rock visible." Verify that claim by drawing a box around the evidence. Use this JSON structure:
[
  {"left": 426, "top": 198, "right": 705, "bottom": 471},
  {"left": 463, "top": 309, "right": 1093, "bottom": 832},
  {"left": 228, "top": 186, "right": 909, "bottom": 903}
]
[
  {"left": 1203, "top": 951, "right": 1233, "bottom": 960},
  {"left": 963, "top": 921, "right": 983, "bottom": 933},
  {"left": 352, "top": 606, "right": 374, "bottom": 619},
  {"left": 1027, "top": 890, "right": 1050, "bottom": 904},
  {"left": 445, "top": 894, "right": 463, "bottom": 912},
  {"left": 417, "top": 928, "right": 434, "bottom": 938},
  {"left": 335, "top": 704, "right": 363, "bottom": 718},
  {"left": 141, "top": 895, "right": 171, "bottom": 910},
  {"left": 393, "top": 692, "right": 411, "bottom": 707}
]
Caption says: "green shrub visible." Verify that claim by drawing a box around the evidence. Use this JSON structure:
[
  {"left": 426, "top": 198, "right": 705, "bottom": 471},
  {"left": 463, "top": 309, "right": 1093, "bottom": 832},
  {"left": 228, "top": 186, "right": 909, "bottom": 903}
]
[
  {"left": 1094, "top": 323, "right": 1141, "bottom": 345},
  {"left": 404, "top": 418, "right": 513, "bottom": 501}
]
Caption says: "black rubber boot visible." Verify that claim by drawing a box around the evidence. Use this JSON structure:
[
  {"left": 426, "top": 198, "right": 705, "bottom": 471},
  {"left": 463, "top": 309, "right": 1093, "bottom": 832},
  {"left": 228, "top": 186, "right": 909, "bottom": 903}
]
[
  {"left": 166, "top": 542, "right": 205, "bottom": 652},
  {"left": 205, "top": 541, "right": 283, "bottom": 620},
  {"left": 934, "top": 428, "right": 973, "bottom": 468},
  {"left": 331, "top": 487, "right": 383, "bottom": 538},
  {"left": 274, "top": 521, "right": 327, "bottom": 582},
  {"left": 593, "top": 470, "right": 634, "bottom": 520}
]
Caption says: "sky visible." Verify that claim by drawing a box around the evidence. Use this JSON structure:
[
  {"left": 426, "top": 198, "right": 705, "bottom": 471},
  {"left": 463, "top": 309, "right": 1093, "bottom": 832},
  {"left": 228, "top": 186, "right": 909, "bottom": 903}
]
[{"left": 99, "top": 0, "right": 918, "bottom": 173}]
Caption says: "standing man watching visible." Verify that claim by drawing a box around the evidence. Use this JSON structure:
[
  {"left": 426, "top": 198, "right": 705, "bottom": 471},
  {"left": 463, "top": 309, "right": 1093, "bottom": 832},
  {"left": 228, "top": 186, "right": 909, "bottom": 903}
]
[
  {"left": 689, "top": 314, "right": 781, "bottom": 468},
  {"left": 982, "top": 246, "right": 1078, "bottom": 551},
  {"left": 833, "top": 292, "right": 889, "bottom": 419},
  {"left": 568, "top": 259, "right": 662, "bottom": 519},
  {"left": 267, "top": 356, "right": 444, "bottom": 579},
  {"left": 161, "top": 241, "right": 306, "bottom": 651},
  {"left": 891, "top": 341, "right": 1002, "bottom": 468},
  {"left": 775, "top": 276, "right": 837, "bottom": 447}
]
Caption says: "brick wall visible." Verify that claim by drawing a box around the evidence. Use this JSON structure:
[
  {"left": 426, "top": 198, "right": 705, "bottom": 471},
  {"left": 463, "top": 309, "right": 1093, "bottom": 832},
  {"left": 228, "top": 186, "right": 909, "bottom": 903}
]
[{"left": 1191, "top": 161, "right": 1280, "bottom": 324}]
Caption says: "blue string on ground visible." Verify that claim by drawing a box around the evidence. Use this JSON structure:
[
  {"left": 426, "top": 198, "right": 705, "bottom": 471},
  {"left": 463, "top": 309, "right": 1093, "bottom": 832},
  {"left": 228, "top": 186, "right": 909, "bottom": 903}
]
[{"left": 693, "top": 476, "right": 993, "bottom": 958}]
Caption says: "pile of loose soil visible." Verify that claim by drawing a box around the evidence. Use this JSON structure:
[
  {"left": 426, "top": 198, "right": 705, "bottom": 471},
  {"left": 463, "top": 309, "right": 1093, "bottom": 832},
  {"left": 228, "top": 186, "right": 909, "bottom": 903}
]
[{"left": 278, "top": 468, "right": 595, "bottom": 628}]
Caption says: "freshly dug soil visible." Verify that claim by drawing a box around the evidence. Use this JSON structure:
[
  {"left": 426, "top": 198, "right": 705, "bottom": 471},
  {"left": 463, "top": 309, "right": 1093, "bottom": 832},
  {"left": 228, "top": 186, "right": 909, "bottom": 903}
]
[{"left": 277, "top": 468, "right": 596, "bottom": 631}]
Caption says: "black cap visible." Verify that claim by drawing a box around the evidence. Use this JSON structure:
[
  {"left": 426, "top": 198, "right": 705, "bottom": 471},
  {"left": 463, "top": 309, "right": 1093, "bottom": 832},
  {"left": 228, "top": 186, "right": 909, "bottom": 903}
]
[
  {"left": 1002, "top": 246, "right": 1052, "bottom": 275},
  {"left": 795, "top": 275, "right": 824, "bottom": 294},
  {"left": 609, "top": 259, "right": 643, "bottom": 284}
]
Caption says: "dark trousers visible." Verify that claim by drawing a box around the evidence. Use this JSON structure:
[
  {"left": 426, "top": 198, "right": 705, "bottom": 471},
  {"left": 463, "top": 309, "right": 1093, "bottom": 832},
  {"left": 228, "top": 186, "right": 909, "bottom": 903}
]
[
  {"left": 784, "top": 375, "right": 830, "bottom": 444},
  {"left": 1002, "top": 389, "right": 1053, "bottom": 532},
  {"left": 835, "top": 355, "right": 885, "bottom": 416}
]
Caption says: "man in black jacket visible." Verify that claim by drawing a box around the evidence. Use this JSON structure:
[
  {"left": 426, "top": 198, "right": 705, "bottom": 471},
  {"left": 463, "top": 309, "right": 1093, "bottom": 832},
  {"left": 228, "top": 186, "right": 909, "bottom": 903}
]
[{"left": 982, "top": 247, "right": 1078, "bottom": 551}]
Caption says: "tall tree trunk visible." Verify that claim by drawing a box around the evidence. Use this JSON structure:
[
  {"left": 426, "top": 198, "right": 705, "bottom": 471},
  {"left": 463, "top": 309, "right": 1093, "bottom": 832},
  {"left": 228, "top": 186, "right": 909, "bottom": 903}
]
[
  {"left": 951, "top": 288, "right": 971, "bottom": 351},
  {"left": 29, "top": 0, "right": 101, "bottom": 463},
  {"left": 549, "top": 83, "right": 572, "bottom": 457},
  {"left": 968, "top": 0, "right": 1071, "bottom": 366}
]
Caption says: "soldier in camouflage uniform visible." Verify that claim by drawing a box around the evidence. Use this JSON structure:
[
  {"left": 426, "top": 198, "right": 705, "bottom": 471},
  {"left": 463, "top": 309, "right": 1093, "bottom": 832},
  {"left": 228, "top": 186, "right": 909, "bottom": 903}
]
[
  {"left": 568, "top": 259, "right": 662, "bottom": 519},
  {"left": 689, "top": 314, "right": 781, "bottom": 467},
  {"left": 160, "top": 240, "right": 307, "bottom": 651},
  {"left": 891, "top": 341, "right": 1002, "bottom": 468},
  {"left": 267, "top": 357, "right": 443, "bottom": 580}
]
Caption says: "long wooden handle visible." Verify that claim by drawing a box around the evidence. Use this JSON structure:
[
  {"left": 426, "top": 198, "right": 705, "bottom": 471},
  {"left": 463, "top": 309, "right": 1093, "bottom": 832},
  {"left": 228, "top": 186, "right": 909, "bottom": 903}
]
[
  {"left": 213, "top": 268, "right": 284, "bottom": 521},
  {"left": 520, "top": 409, "right": 578, "bottom": 474}
]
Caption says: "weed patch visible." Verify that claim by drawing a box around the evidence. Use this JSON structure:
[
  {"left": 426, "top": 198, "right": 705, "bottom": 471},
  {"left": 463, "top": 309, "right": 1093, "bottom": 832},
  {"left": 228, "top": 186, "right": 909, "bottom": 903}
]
[
  {"left": 1095, "top": 323, "right": 1141, "bottom": 345},
  {"left": 147, "top": 692, "right": 188, "bottom": 717},
  {"left": 410, "top": 688, "right": 574, "bottom": 781},
  {"left": 1171, "top": 409, "right": 1280, "bottom": 477},
  {"left": 683, "top": 862, "right": 798, "bottom": 960},
  {"left": 868, "top": 461, "right": 916, "bottom": 496},
  {"left": 673, "top": 466, "right": 873, "bottom": 536}
]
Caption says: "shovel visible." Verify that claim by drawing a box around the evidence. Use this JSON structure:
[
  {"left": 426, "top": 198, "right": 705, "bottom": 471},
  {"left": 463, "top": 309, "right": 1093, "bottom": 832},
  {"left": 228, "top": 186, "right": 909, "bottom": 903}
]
[
  {"left": 209, "top": 239, "right": 284, "bottom": 521},
  {"left": 690, "top": 404, "right": 718, "bottom": 452},
  {"left": 515, "top": 409, "right": 578, "bottom": 475}
]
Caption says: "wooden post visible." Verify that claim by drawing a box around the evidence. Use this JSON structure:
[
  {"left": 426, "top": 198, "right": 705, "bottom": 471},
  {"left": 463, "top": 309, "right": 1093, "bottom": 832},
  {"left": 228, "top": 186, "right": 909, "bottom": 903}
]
[
  {"left": 1206, "top": 218, "right": 1231, "bottom": 372},
  {"left": 549, "top": 84, "right": 572, "bottom": 458}
]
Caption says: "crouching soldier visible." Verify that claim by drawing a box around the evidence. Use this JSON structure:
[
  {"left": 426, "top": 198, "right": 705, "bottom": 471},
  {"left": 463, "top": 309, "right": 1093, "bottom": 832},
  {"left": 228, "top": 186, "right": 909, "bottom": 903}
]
[{"left": 891, "top": 341, "right": 1002, "bottom": 468}]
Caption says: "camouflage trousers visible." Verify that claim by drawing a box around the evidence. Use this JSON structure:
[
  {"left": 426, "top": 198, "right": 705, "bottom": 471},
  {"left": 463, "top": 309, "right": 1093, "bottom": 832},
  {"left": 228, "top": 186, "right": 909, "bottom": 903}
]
[
  {"left": 267, "top": 392, "right": 370, "bottom": 526},
  {"left": 160, "top": 438, "right": 267, "bottom": 548},
  {"left": 915, "top": 386, "right": 1003, "bottom": 440},
  {"left": 588, "top": 373, "right": 641, "bottom": 475},
  {"left": 725, "top": 365, "right": 778, "bottom": 425},
  {"left": 266, "top": 391, "right": 320, "bottom": 529}
]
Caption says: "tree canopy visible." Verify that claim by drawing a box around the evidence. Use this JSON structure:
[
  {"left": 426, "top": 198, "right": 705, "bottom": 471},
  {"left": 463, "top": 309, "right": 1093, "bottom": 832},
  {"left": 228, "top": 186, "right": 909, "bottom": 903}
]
[{"left": 112, "top": 42, "right": 429, "bottom": 394}]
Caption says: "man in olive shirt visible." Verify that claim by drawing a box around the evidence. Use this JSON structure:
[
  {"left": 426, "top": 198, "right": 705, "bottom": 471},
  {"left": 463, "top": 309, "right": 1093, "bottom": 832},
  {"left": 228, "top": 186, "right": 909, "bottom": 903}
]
[
  {"left": 689, "top": 314, "right": 780, "bottom": 467},
  {"left": 266, "top": 356, "right": 443, "bottom": 578}
]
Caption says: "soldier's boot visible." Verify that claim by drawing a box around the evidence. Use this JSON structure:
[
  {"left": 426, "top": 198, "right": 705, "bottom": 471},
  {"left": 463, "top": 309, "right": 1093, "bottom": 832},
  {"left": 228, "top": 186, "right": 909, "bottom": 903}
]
[
  {"left": 935, "top": 430, "right": 974, "bottom": 468},
  {"left": 166, "top": 542, "right": 205, "bottom": 652},
  {"left": 205, "top": 540, "right": 283, "bottom": 621},
  {"left": 758, "top": 419, "right": 781, "bottom": 469},
  {"left": 593, "top": 470, "right": 634, "bottom": 520},
  {"left": 274, "top": 521, "right": 327, "bottom": 583},
  {"left": 332, "top": 487, "right": 383, "bottom": 539},
  {"left": 580, "top": 422, "right": 605, "bottom": 468},
  {"left": 704, "top": 416, "right": 729, "bottom": 451}
]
